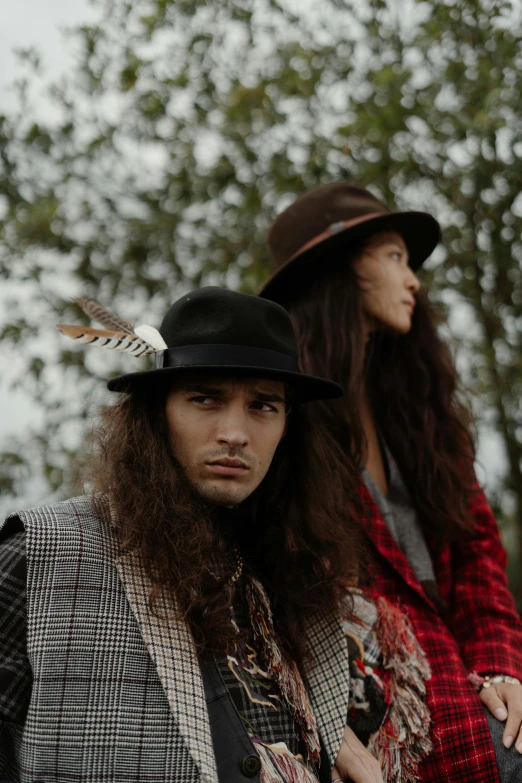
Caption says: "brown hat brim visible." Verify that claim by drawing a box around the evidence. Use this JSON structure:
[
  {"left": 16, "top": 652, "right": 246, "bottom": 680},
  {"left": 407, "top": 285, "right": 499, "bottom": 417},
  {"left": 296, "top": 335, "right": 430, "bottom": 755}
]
[{"left": 259, "top": 210, "right": 441, "bottom": 304}]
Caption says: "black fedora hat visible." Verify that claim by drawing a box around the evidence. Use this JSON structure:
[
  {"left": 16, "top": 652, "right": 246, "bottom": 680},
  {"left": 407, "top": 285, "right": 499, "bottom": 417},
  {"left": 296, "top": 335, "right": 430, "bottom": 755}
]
[
  {"left": 107, "top": 287, "right": 342, "bottom": 402},
  {"left": 259, "top": 183, "right": 441, "bottom": 303}
]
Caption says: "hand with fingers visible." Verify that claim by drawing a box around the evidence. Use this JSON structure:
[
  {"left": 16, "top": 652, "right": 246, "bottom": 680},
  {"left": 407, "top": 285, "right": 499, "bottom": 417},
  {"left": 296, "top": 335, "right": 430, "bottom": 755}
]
[
  {"left": 331, "top": 725, "right": 384, "bottom": 783},
  {"left": 480, "top": 678, "right": 522, "bottom": 753}
]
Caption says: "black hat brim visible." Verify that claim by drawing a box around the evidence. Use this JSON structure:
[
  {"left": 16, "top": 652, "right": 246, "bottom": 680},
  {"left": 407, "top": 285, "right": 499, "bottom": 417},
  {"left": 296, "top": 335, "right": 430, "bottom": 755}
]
[
  {"left": 260, "top": 210, "right": 441, "bottom": 304},
  {"left": 107, "top": 364, "right": 342, "bottom": 402}
]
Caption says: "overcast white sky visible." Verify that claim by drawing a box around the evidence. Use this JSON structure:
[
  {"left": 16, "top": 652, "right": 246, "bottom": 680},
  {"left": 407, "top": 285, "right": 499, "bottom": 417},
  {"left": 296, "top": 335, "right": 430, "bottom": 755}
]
[
  {"left": 0, "top": 0, "right": 510, "bottom": 512},
  {"left": 0, "top": 0, "right": 95, "bottom": 103},
  {"left": 0, "top": 0, "right": 96, "bottom": 511}
]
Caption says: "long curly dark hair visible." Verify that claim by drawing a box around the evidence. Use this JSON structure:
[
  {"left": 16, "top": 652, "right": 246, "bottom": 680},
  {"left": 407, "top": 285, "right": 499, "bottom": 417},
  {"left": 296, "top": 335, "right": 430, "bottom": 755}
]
[
  {"left": 88, "top": 380, "right": 365, "bottom": 661},
  {"left": 283, "top": 248, "right": 477, "bottom": 541}
]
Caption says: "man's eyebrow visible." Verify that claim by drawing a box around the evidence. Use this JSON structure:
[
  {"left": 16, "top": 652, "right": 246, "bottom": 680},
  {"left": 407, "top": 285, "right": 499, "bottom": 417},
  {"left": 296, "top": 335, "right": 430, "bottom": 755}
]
[
  {"left": 179, "top": 383, "right": 285, "bottom": 403},
  {"left": 180, "top": 384, "right": 229, "bottom": 396},
  {"left": 249, "top": 389, "right": 285, "bottom": 404}
]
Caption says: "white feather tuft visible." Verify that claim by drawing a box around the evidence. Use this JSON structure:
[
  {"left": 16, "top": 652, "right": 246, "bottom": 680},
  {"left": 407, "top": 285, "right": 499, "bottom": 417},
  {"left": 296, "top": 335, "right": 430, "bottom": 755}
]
[{"left": 134, "top": 324, "right": 168, "bottom": 351}]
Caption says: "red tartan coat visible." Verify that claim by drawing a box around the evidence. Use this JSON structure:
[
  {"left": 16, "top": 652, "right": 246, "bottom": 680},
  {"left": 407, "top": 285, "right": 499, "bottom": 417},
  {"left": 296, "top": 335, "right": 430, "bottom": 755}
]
[{"left": 359, "top": 481, "right": 522, "bottom": 783}]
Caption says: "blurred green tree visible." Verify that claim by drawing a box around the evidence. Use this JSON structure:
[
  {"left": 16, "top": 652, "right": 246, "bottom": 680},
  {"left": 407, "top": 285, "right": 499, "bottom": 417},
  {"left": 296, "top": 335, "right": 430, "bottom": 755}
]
[{"left": 1, "top": 0, "right": 522, "bottom": 598}]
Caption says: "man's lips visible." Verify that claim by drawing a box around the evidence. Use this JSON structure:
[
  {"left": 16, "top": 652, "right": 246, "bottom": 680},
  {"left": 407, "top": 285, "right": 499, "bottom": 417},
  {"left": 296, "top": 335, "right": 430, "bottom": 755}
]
[
  {"left": 206, "top": 458, "right": 250, "bottom": 477},
  {"left": 403, "top": 300, "right": 415, "bottom": 313}
]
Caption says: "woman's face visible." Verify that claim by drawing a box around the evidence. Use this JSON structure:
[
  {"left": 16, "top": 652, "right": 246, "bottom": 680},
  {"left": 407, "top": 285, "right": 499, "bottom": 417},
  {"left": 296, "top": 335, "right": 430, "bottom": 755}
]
[{"left": 352, "top": 230, "right": 420, "bottom": 335}]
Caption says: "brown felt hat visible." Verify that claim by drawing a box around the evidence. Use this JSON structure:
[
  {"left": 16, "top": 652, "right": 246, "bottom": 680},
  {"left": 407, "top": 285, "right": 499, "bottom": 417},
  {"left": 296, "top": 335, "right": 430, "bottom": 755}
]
[{"left": 259, "top": 183, "right": 441, "bottom": 304}]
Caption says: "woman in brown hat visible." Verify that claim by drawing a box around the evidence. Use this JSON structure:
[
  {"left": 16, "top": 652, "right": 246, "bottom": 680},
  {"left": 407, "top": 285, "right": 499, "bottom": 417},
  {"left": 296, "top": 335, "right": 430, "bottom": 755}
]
[{"left": 260, "top": 183, "right": 522, "bottom": 783}]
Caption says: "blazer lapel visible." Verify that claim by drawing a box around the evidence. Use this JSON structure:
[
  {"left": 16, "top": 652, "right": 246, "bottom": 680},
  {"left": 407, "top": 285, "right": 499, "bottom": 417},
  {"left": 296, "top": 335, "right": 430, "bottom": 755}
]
[
  {"left": 359, "top": 483, "right": 438, "bottom": 611},
  {"left": 303, "top": 606, "right": 350, "bottom": 766},
  {"left": 115, "top": 548, "right": 218, "bottom": 783}
]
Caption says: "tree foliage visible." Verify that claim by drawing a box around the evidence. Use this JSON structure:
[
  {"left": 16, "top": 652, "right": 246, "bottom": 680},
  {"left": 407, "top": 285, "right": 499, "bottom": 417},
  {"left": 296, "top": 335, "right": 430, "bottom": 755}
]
[{"left": 1, "top": 0, "right": 522, "bottom": 593}]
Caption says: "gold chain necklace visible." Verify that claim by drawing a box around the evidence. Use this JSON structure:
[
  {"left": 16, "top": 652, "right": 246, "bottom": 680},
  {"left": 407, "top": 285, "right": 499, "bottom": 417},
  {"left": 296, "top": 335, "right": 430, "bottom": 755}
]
[{"left": 206, "top": 545, "right": 244, "bottom": 587}]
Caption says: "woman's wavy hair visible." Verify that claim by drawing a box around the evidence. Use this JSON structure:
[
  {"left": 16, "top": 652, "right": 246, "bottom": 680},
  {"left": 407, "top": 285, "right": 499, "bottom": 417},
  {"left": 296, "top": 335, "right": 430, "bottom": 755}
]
[
  {"left": 285, "top": 242, "right": 477, "bottom": 541},
  {"left": 88, "top": 379, "right": 365, "bottom": 662}
]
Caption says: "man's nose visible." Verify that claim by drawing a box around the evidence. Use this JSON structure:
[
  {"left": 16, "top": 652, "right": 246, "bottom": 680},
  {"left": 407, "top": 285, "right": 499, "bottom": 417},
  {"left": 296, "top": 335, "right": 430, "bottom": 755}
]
[{"left": 216, "top": 407, "right": 249, "bottom": 449}]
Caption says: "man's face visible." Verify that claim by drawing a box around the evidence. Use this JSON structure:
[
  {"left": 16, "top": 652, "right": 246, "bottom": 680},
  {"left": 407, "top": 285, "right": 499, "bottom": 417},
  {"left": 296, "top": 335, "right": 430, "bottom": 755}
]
[{"left": 165, "top": 375, "right": 288, "bottom": 507}]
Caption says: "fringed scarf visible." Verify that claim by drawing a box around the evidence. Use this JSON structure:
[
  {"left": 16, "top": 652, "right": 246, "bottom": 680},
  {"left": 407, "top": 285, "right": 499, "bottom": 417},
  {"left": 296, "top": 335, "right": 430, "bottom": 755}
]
[
  {"left": 245, "top": 576, "right": 321, "bottom": 765},
  {"left": 252, "top": 739, "right": 322, "bottom": 783},
  {"left": 369, "top": 596, "right": 432, "bottom": 782},
  {"left": 341, "top": 589, "right": 432, "bottom": 783}
]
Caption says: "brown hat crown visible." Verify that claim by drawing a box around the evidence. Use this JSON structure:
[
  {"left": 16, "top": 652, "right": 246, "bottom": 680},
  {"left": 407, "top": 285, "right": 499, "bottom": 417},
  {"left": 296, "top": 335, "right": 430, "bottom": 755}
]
[
  {"left": 260, "top": 182, "right": 441, "bottom": 304},
  {"left": 267, "top": 184, "right": 389, "bottom": 269}
]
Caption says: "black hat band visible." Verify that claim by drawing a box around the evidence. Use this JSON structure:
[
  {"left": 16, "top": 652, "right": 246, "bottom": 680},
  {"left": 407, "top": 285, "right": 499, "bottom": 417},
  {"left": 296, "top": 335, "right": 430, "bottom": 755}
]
[{"left": 155, "top": 343, "right": 301, "bottom": 374}]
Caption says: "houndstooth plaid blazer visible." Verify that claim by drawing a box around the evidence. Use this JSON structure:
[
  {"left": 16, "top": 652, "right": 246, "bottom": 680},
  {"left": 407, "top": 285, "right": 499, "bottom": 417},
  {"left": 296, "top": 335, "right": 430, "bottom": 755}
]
[{"left": 1, "top": 496, "right": 349, "bottom": 783}]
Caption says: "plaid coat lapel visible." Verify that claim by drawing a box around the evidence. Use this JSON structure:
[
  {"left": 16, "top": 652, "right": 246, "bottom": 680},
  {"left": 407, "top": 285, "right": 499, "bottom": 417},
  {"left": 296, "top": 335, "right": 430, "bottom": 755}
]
[
  {"left": 303, "top": 606, "right": 350, "bottom": 766},
  {"left": 358, "top": 483, "right": 437, "bottom": 611},
  {"left": 116, "top": 551, "right": 351, "bottom": 774},
  {"left": 115, "top": 548, "right": 218, "bottom": 783}
]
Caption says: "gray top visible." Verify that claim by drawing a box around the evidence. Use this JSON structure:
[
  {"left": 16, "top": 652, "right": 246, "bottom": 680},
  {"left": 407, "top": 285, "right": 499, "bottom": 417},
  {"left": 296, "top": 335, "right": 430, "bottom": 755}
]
[{"left": 362, "top": 443, "right": 436, "bottom": 585}]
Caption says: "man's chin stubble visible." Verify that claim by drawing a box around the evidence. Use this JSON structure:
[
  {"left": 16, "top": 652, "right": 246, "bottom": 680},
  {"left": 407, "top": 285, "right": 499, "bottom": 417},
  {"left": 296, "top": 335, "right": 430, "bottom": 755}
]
[{"left": 195, "top": 482, "right": 252, "bottom": 508}]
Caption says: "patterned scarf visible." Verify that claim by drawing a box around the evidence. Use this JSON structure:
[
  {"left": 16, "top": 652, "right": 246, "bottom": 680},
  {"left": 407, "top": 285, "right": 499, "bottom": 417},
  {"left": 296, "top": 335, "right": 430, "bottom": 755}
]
[{"left": 340, "top": 588, "right": 432, "bottom": 782}]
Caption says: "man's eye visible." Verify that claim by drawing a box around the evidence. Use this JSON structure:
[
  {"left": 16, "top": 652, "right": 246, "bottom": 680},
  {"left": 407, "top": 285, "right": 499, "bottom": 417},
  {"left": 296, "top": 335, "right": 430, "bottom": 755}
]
[
  {"left": 190, "top": 396, "right": 216, "bottom": 404},
  {"left": 251, "top": 402, "right": 277, "bottom": 412},
  {"left": 390, "top": 251, "right": 402, "bottom": 261}
]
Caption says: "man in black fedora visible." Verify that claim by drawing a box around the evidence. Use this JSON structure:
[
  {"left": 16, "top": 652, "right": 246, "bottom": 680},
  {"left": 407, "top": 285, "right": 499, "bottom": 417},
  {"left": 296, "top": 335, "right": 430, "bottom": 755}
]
[{"left": 0, "top": 287, "right": 387, "bottom": 783}]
